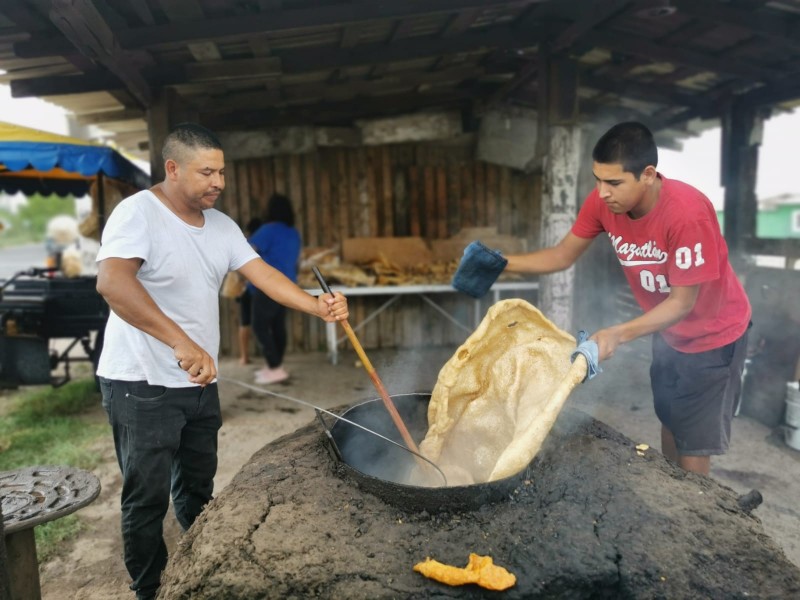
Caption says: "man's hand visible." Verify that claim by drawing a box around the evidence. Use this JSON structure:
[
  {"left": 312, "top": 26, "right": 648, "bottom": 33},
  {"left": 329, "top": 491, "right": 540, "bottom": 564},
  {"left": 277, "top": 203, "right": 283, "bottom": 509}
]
[
  {"left": 590, "top": 327, "right": 625, "bottom": 362},
  {"left": 173, "top": 338, "right": 216, "bottom": 385},
  {"left": 317, "top": 291, "right": 349, "bottom": 322}
]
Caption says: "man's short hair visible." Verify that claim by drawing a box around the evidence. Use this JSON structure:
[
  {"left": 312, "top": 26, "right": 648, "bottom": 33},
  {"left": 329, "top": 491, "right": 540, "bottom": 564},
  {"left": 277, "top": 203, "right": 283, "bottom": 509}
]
[
  {"left": 592, "top": 122, "right": 658, "bottom": 179},
  {"left": 162, "top": 123, "right": 223, "bottom": 165}
]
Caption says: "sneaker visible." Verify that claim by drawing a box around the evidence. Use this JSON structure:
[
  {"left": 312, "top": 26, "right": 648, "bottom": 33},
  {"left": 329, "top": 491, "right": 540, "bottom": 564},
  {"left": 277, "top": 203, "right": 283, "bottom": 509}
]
[{"left": 254, "top": 367, "right": 289, "bottom": 385}]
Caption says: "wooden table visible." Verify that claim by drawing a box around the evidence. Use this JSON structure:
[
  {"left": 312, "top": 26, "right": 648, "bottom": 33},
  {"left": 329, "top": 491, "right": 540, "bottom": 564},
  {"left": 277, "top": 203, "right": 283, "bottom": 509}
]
[
  {"left": 305, "top": 281, "right": 539, "bottom": 364},
  {"left": 1, "top": 466, "right": 100, "bottom": 600}
]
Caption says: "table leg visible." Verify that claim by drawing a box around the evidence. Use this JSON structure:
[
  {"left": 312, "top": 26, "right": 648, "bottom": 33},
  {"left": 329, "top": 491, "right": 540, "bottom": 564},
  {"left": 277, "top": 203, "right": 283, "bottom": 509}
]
[
  {"left": 326, "top": 321, "right": 338, "bottom": 365},
  {"left": 5, "top": 527, "right": 42, "bottom": 600}
]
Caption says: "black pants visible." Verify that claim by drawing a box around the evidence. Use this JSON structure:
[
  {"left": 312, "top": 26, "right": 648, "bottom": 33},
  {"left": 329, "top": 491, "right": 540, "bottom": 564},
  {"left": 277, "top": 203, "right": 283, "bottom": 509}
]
[
  {"left": 251, "top": 289, "right": 288, "bottom": 368},
  {"left": 99, "top": 378, "right": 221, "bottom": 600}
]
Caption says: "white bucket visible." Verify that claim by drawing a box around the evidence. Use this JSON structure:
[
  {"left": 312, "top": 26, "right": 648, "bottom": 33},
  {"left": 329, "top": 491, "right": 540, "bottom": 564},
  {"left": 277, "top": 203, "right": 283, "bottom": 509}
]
[
  {"left": 785, "top": 382, "right": 800, "bottom": 428},
  {"left": 784, "top": 425, "right": 800, "bottom": 451}
]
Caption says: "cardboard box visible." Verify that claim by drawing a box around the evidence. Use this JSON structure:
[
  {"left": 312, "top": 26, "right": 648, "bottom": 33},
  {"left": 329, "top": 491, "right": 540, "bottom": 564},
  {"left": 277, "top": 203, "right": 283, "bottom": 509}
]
[{"left": 342, "top": 237, "right": 432, "bottom": 268}]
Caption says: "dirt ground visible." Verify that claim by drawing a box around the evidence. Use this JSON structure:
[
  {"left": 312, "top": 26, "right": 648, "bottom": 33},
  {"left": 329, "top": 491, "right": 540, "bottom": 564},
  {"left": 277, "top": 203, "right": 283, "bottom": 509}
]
[{"left": 29, "top": 345, "right": 800, "bottom": 599}]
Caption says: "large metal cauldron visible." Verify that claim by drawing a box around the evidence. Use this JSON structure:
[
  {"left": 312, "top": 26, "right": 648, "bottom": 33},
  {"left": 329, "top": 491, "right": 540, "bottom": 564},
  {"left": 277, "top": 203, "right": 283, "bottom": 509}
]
[{"left": 323, "top": 393, "right": 529, "bottom": 513}]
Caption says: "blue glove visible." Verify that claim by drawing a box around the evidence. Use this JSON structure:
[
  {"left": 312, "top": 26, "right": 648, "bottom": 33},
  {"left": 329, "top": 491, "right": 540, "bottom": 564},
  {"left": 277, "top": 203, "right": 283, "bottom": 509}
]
[
  {"left": 451, "top": 241, "right": 508, "bottom": 298},
  {"left": 570, "top": 330, "right": 601, "bottom": 382}
]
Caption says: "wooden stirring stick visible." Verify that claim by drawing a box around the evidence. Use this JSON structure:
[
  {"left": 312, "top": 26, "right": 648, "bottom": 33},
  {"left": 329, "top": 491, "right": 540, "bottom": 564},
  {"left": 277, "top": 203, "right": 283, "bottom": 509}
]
[{"left": 312, "top": 266, "right": 420, "bottom": 454}]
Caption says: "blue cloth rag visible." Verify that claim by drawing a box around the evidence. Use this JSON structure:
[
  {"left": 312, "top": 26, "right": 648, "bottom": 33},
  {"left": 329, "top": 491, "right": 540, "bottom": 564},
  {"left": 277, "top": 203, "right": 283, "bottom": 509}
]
[
  {"left": 451, "top": 241, "right": 508, "bottom": 298},
  {"left": 570, "top": 330, "right": 601, "bottom": 382}
]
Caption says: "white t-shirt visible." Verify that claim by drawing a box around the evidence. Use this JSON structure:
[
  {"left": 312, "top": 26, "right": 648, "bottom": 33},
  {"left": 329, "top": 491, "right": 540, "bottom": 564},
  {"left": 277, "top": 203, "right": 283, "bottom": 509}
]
[{"left": 96, "top": 190, "right": 258, "bottom": 386}]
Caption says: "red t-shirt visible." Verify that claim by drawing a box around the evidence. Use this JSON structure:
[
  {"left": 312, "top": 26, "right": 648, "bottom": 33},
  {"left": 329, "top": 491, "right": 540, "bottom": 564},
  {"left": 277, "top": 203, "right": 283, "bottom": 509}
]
[{"left": 572, "top": 174, "right": 751, "bottom": 353}]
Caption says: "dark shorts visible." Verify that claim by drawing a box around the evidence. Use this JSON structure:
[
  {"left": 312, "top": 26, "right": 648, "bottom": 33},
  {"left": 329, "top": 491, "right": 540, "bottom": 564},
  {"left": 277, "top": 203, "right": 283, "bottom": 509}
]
[
  {"left": 650, "top": 327, "right": 749, "bottom": 456},
  {"left": 237, "top": 291, "right": 252, "bottom": 327}
]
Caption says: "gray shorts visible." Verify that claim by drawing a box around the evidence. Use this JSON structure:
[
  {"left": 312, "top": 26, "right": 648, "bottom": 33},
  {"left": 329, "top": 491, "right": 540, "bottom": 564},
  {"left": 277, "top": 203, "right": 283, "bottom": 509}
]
[{"left": 650, "top": 327, "right": 749, "bottom": 456}]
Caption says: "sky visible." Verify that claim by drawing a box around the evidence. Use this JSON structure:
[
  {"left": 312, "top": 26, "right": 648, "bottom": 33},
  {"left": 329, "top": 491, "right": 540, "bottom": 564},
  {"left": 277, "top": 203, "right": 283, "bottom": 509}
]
[
  {"left": 658, "top": 108, "right": 800, "bottom": 209},
  {"left": 1, "top": 82, "right": 798, "bottom": 211},
  {"left": 0, "top": 83, "right": 73, "bottom": 134}
]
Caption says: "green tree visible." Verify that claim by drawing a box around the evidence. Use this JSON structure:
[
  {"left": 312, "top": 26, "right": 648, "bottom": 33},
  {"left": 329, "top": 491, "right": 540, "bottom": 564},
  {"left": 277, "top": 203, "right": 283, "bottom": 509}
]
[
  {"left": 0, "top": 194, "right": 75, "bottom": 246},
  {"left": 16, "top": 194, "right": 76, "bottom": 240}
]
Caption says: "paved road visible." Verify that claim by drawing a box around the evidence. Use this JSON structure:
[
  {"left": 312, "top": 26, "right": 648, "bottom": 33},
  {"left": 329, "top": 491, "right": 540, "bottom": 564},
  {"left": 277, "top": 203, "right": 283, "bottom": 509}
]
[{"left": 0, "top": 243, "right": 48, "bottom": 281}]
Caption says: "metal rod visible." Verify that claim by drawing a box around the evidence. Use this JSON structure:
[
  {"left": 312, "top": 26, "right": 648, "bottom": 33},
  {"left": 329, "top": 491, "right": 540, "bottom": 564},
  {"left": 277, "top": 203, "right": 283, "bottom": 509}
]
[
  {"left": 218, "top": 376, "right": 447, "bottom": 486},
  {"left": 310, "top": 266, "right": 421, "bottom": 455}
]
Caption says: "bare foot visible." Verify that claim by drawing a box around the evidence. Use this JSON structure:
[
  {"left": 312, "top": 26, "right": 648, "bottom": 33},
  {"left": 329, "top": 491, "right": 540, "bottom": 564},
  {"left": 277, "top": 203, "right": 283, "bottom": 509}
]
[{"left": 239, "top": 357, "right": 250, "bottom": 365}]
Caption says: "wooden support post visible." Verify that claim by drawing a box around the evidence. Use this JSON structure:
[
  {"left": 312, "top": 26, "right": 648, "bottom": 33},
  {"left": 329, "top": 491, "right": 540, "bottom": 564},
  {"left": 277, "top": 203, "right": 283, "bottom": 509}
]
[
  {"left": 147, "top": 89, "right": 175, "bottom": 183},
  {"left": 146, "top": 88, "right": 197, "bottom": 184},
  {"left": 721, "top": 99, "right": 762, "bottom": 257},
  {"left": 537, "top": 56, "right": 581, "bottom": 331}
]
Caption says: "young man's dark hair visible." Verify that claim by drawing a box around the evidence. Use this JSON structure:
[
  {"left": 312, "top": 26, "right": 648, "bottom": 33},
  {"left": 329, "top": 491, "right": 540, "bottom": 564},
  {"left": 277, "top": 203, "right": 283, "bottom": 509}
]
[
  {"left": 162, "top": 122, "right": 223, "bottom": 164},
  {"left": 592, "top": 121, "right": 658, "bottom": 178},
  {"left": 264, "top": 193, "right": 295, "bottom": 227}
]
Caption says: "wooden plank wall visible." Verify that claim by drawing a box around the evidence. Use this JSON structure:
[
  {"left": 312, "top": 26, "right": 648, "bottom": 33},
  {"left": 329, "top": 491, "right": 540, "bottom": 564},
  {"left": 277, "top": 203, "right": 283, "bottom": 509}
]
[{"left": 217, "top": 140, "right": 542, "bottom": 358}]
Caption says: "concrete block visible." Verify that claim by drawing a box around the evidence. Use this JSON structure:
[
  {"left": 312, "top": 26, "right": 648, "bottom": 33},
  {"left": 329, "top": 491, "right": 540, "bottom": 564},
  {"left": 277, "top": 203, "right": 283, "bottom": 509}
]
[
  {"left": 357, "top": 111, "right": 462, "bottom": 145},
  {"left": 476, "top": 106, "right": 538, "bottom": 171},
  {"left": 219, "top": 127, "right": 315, "bottom": 159}
]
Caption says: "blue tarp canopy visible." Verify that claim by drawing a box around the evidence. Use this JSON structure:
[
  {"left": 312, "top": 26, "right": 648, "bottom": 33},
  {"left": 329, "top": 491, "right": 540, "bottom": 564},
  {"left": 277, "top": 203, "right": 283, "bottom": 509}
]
[{"left": 0, "top": 121, "right": 150, "bottom": 196}]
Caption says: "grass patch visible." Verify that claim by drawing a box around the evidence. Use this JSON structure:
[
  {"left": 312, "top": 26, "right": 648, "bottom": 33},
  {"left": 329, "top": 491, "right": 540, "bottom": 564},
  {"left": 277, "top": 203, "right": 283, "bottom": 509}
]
[
  {"left": 35, "top": 515, "right": 85, "bottom": 563},
  {"left": 0, "top": 378, "right": 107, "bottom": 471},
  {"left": 0, "top": 378, "right": 108, "bottom": 560}
]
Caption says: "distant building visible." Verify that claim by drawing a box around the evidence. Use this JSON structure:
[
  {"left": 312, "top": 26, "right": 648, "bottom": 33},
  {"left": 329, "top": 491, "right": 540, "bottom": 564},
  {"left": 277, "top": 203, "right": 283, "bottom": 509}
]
[{"left": 717, "top": 193, "right": 800, "bottom": 239}]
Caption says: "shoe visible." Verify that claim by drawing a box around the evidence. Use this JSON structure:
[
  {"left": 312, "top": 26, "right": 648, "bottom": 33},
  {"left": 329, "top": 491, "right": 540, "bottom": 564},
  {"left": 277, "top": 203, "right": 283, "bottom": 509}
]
[{"left": 254, "top": 366, "right": 289, "bottom": 385}]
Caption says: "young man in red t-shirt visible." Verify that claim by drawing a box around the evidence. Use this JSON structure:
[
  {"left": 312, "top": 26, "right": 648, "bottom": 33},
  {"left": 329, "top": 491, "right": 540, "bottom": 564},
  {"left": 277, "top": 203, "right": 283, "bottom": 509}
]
[{"left": 505, "top": 122, "right": 751, "bottom": 476}]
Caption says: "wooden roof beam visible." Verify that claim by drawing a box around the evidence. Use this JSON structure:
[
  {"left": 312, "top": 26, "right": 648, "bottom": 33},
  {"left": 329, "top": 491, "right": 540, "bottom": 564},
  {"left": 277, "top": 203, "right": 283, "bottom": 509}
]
[
  {"left": 549, "top": 0, "right": 632, "bottom": 54},
  {"left": 279, "top": 23, "right": 541, "bottom": 72},
  {"left": 580, "top": 30, "right": 784, "bottom": 83},
  {"left": 0, "top": 0, "right": 52, "bottom": 33},
  {"left": 579, "top": 70, "right": 707, "bottom": 110},
  {"left": 480, "top": 0, "right": 630, "bottom": 108},
  {"left": 75, "top": 108, "right": 146, "bottom": 125},
  {"left": 128, "top": 0, "right": 156, "bottom": 26},
  {"left": 484, "top": 60, "right": 538, "bottom": 108},
  {"left": 10, "top": 23, "right": 544, "bottom": 98},
  {"left": 440, "top": 8, "right": 482, "bottom": 37},
  {"left": 736, "top": 79, "right": 800, "bottom": 108},
  {"left": 671, "top": 0, "right": 800, "bottom": 53},
  {"left": 157, "top": 0, "right": 224, "bottom": 62},
  {"left": 184, "top": 57, "right": 281, "bottom": 82},
  {"left": 48, "top": 0, "right": 152, "bottom": 107},
  {"left": 190, "top": 64, "right": 490, "bottom": 109},
  {"left": 14, "top": 0, "right": 537, "bottom": 58},
  {"left": 10, "top": 69, "right": 119, "bottom": 97}
]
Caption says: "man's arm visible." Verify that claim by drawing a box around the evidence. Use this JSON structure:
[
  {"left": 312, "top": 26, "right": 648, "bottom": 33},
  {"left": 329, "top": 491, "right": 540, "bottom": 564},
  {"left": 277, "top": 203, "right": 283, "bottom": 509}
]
[
  {"left": 237, "top": 258, "right": 348, "bottom": 322},
  {"left": 96, "top": 257, "right": 216, "bottom": 385},
  {"left": 591, "top": 284, "right": 700, "bottom": 361},
  {"left": 505, "top": 232, "right": 593, "bottom": 274}
]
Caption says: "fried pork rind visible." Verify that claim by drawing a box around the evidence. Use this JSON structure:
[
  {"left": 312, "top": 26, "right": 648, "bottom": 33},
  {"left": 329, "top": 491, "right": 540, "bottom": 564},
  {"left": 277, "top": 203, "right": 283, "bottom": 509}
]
[
  {"left": 413, "top": 553, "right": 516, "bottom": 591},
  {"left": 418, "top": 299, "right": 588, "bottom": 485}
]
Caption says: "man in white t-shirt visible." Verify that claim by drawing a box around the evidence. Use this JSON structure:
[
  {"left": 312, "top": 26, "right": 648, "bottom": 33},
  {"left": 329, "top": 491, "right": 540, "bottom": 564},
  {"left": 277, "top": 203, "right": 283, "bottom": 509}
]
[{"left": 95, "top": 123, "right": 349, "bottom": 600}]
